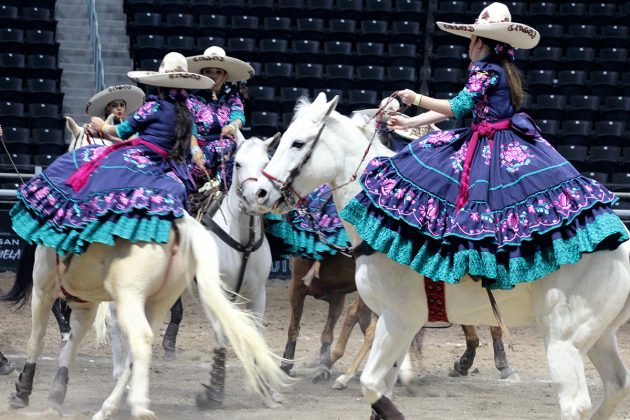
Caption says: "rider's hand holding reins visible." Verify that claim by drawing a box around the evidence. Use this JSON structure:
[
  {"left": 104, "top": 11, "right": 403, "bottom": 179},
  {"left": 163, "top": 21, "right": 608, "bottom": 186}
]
[{"left": 387, "top": 115, "right": 410, "bottom": 131}]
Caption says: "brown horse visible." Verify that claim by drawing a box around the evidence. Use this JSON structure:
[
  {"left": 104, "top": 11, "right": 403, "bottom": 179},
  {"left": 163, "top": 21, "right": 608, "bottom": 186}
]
[{"left": 281, "top": 253, "right": 518, "bottom": 387}]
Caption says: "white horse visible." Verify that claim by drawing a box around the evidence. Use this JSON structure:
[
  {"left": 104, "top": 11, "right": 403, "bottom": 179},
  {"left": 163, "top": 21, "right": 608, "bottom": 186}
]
[
  {"left": 2, "top": 159, "right": 288, "bottom": 419},
  {"left": 193, "top": 131, "right": 283, "bottom": 408},
  {"left": 248, "top": 93, "right": 630, "bottom": 420},
  {"left": 65, "top": 115, "right": 115, "bottom": 150}
]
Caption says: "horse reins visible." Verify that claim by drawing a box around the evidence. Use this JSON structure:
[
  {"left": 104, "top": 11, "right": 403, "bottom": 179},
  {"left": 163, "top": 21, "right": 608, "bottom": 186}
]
[
  {"left": 261, "top": 121, "right": 327, "bottom": 209},
  {"left": 0, "top": 127, "right": 25, "bottom": 184},
  {"left": 197, "top": 134, "right": 265, "bottom": 298},
  {"left": 260, "top": 94, "right": 402, "bottom": 257}
]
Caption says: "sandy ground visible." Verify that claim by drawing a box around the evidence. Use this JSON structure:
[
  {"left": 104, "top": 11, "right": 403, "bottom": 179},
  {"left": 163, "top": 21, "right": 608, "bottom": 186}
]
[{"left": 2, "top": 273, "right": 630, "bottom": 420}]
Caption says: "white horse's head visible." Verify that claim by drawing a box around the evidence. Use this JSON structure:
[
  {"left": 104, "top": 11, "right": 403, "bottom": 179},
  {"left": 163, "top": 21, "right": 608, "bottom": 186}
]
[
  {"left": 65, "top": 115, "right": 115, "bottom": 151},
  {"left": 252, "top": 92, "right": 367, "bottom": 214},
  {"left": 231, "top": 129, "right": 281, "bottom": 213}
]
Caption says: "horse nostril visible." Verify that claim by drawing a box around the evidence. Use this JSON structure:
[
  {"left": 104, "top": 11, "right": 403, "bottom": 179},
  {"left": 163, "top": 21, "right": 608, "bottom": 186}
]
[{"left": 256, "top": 189, "right": 267, "bottom": 200}]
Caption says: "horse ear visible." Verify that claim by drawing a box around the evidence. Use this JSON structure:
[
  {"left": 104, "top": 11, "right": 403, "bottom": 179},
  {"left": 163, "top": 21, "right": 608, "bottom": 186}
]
[
  {"left": 324, "top": 95, "right": 339, "bottom": 119},
  {"left": 233, "top": 129, "right": 245, "bottom": 148},
  {"left": 264, "top": 132, "right": 281, "bottom": 150},
  {"left": 65, "top": 116, "right": 81, "bottom": 136},
  {"left": 312, "top": 92, "right": 328, "bottom": 107}
]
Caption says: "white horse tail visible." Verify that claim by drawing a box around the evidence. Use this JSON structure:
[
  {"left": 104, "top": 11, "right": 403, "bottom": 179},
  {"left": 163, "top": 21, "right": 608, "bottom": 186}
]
[
  {"left": 92, "top": 302, "right": 111, "bottom": 347},
  {"left": 179, "top": 213, "right": 291, "bottom": 398}
]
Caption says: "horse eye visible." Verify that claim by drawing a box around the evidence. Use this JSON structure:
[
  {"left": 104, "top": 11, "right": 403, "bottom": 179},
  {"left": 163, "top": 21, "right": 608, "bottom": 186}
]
[
  {"left": 234, "top": 162, "right": 241, "bottom": 168},
  {"left": 291, "top": 140, "right": 305, "bottom": 149}
]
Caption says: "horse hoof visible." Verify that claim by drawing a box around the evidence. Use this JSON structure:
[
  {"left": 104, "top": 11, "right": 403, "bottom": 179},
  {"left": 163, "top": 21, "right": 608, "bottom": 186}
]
[
  {"left": 370, "top": 409, "right": 384, "bottom": 420},
  {"left": 332, "top": 378, "right": 348, "bottom": 390},
  {"left": 131, "top": 406, "right": 157, "bottom": 420},
  {"left": 42, "top": 406, "right": 63, "bottom": 418},
  {"left": 0, "top": 360, "right": 15, "bottom": 375},
  {"left": 263, "top": 392, "right": 283, "bottom": 409},
  {"left": 280, "top": 364, "right": 292, "bottom": 376},
  {"left": 9, "top": 393, "right": 28, "bottom": 409},
  {"left": 500, "top": 367, "right": 520, "bottom": 381},
  {"left": 195, "top": 392, "right": 223, "bottom": 410},
  {"left": 448, "top": 360, "right": 468, "bottom": 377},
  {"left": 312, "top": 367, "right": 331, "bottom": 383},
  {"left": 163, "top": 350, "right": 176, "bottom": 361}
]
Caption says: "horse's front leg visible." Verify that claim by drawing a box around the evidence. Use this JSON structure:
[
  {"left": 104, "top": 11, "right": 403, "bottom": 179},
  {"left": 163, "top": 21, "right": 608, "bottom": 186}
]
[
  {"left": 196, "top": 346, "right": 226, "bottom": 410},
  {"left": 47, "top": 303, "right": 98, "bottom": 414},
  {"left": 313, "top": 293, "right": 345, "bottom": 383},
  {"left": 449, "top": 325, "right": 480, "bottom": 377},
  {"left": 490, "top": 326, "right": 519, "bottom": 380},
  {"left": 10, "top": 288, "right": 55, "bottom": 409},
  {"left": 280, "top": 265, "right": 308, "bottom": 376},
  {"left": 333, "top": 311, "right": 377, "bottom": 390},
  {"left": 93, "top": 353, "right": 133, "bottom": 420}
]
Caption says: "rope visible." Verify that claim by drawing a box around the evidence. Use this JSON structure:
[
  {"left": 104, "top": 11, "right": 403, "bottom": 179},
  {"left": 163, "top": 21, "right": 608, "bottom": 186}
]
[{"left": 0, "top": 128, "right": 25, "bottom": 184}]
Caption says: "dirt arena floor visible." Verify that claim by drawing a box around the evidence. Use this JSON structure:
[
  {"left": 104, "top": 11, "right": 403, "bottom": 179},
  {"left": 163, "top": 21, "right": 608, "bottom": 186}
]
[{"left": 2, "top": 272, "right": 630, "bottom": 419}]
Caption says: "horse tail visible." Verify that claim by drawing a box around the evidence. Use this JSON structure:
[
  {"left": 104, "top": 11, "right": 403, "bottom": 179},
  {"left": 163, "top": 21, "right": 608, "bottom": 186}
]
[
  {"left": 1, "top": 243, "right": 36, "bottom": 308},
  {"left": 92, "top": 302, "right": 110, "bottom": 347},
  {"left": 178, "top": 213, "right": 291, "bottom": 398}
]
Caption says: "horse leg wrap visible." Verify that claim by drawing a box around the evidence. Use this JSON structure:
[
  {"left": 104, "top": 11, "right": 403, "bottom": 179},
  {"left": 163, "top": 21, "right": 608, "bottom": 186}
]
[
  {"left": 370, "top": 395, "right": 405, "bottom": 420},
  {"left": 11, "top": 362, "right": 36, "bottom": 408},
  {"left": 454, "top": 350, "right": 476, "bottom": 375},
  {"left": 48, "top": 367, "right": 69, "bottom": 409},
  {"left": 162, "top": 323, "right": 179, "bottom": 354},
  {"left": 281, "top": 341, "right": 296, "bottom": 375},
  {"left": 196, "top": 347, "right": 226, "bottom": 410},
  {"left": 0, "top": 352, "right": 15, "bottom": 375},
  {"left": 493, "top": 341, "right": 508, "bottom": 370}
]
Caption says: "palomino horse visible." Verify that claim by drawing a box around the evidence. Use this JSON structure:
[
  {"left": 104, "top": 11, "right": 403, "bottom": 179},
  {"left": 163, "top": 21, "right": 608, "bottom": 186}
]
[
  {"left": 1, "top": 163, "right": 288, "bottom": 419},
  {"left": 93, "top": 132, "right": 284, "bottom": 408},
  {"left": 250, "top": 93, "right": 630, "bottom": 420}
]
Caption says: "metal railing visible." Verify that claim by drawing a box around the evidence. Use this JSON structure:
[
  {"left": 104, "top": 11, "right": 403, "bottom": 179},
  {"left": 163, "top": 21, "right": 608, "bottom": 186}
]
[{"left": 87, "top": 0, "right": 105, "bottom": 92}]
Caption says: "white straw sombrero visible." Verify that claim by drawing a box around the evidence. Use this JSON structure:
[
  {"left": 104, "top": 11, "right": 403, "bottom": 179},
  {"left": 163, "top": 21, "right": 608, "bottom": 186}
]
[
  {"left": 186, "top": 46, "right": 255, "bottom": 82},
  {"left": 127, "top": 52, "right": 214, "bottom": 89},
  {"left": 85, "top": 85, "right": 145, "bottom": 117},
  {"left": 436, "top": 2, "right": 540, "bottom": 49}
]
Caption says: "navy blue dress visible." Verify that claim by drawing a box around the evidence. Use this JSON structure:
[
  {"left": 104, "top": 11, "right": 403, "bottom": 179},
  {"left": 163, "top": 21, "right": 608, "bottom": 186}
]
[
  {"left": 11, "top": 97, "right": 195, "bottom": 256},
  {"left": 341, "top": 59, "right": 627, "bottom": 289}
]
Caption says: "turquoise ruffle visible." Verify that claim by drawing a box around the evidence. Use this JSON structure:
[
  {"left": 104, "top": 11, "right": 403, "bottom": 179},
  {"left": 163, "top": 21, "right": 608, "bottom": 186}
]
[
  {"left": 265, "top": 213, "right": 351, "bottom": 260},
  {"left": 11, "top": 202, "right": 175, "bottom": 256},
  {"left": 341, "top": 197, "right": 628, "bottom": 289}
]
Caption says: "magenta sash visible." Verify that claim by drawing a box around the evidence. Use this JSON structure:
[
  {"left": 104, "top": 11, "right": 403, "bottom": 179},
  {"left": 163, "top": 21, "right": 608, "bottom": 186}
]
[
  {"left": 455, "top": 119, "right": 511, "bottom": 211},
  {"left": 66, "top": 138, "right": 169, "bottom": 192}
]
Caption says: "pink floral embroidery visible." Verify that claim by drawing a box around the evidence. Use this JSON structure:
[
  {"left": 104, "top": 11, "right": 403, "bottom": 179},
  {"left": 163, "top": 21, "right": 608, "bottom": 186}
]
[
  {"left": 123, "top": 149, "right": 155, "bottom": 168},
  {"left": 450, "top": 143, "right": 468, "bottom": 173},
  {"left": 380, "top": 179, "right": 396, "bottom": 196},
  {"left": 500, "top": 142, "right": 534, "bottom": 173},
  {"left": 421, "top": 131, "right": 455, "bottom": 148}
]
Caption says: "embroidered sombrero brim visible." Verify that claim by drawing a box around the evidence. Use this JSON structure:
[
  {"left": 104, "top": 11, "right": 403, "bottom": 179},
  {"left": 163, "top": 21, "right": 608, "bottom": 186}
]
[
  {"left": 127, "top": 71, "right": 214, "bottom": 89},
  {"left": 436, "top": 21, "right": 539, "bottom": 49},
  {"left": 85, "top": 85, "right": 145, "bottom": 117},
  {"left": 353, "top": 109, "right": 439, "bottom": 140},
  {"left": 186, "top": 55, "right": 255, "bottom": 82}
]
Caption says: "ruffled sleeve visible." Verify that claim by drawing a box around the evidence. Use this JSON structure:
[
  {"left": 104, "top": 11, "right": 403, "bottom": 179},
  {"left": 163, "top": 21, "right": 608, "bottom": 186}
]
[
  {"left": 448, "top": 63, "right": 499, "bottom": 119},
  {"left": 228, "top": 91, "right": 246, "bottom": 125},
  {"left": 115, "top": 101, "right": 160, "bottom": 139}
]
